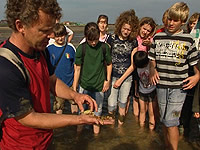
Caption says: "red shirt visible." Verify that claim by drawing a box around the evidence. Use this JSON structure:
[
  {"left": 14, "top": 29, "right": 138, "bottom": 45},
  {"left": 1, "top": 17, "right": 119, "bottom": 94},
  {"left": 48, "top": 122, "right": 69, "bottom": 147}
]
[{"left": 0, "top": 41, "right": 53, "bottom": 150}]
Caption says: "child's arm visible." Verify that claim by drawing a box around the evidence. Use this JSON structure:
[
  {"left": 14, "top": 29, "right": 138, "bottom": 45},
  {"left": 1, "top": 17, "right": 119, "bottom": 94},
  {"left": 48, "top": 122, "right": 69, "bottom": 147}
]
[
  {"left": 182, "top": 65, "right": 200, "bottom": 90},
  {"left": 149, "top": 60, "right": 160, "bottom": 85},
  {"left": 72, "top": 64, "right": 81, "bottom": 92},
  {"left": 113, "top": 47, "right": 137, "bottom": 88},
  {"left": 102, "top": 63, "right": 112, "bottom": 92}
]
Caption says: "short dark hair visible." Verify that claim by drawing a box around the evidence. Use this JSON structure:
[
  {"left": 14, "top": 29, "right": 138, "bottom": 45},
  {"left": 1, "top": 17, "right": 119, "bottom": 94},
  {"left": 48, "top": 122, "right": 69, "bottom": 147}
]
[
  {"left": 133, "top": 51, "right": 149, "bottom": 68},
  {"left": 53, "top": 23, "right": 67, "bottom": 37},
  {"left": 84, "top": 22, "right": 100, "bottom": 41},
  {"left": 97, "top": 15, "right": 108, "bottom": 24},
  {"left": 6, "top": 0, "right": 62, "bottom": 31}
]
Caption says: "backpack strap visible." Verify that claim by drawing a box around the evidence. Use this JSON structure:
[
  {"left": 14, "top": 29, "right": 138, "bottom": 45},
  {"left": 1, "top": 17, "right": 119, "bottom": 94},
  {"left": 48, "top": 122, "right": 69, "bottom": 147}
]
[
  {"left": 0, "top": 48, "right": 30, "bottom": 84},
  {"left": 81, "top": 42, "right": 87, "bottom": 63}
]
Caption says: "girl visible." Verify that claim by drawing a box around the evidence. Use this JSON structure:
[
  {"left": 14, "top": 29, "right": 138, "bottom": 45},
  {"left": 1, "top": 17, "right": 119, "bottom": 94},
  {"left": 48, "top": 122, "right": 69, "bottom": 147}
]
[
  {"left": 126, "top": 17, "right": 156, "bottom": 117},
  {"left": 107, "top": 9, "right": 139, "bottom": 125},
  {"left": 137, "top": 17, "right": 156, "bottom": 52},
  {"left": 80, "top": 14, "right": 109, "bottom": 44}
]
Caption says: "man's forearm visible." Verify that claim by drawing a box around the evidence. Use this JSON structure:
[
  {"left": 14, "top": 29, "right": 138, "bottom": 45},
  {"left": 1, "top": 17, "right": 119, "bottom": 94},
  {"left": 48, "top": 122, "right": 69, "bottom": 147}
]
[
  {"left": 50, "top": 74, "right": 77, "bottom": 100},
  {"left": 16, "top": 110, "right": 97, "bottom": 129}
]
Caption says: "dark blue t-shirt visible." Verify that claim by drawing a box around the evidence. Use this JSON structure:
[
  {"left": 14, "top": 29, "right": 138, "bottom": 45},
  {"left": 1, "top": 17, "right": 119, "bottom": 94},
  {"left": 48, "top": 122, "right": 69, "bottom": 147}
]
[{"left": 107, "top": 34, "right": 138, "bottom": 78}]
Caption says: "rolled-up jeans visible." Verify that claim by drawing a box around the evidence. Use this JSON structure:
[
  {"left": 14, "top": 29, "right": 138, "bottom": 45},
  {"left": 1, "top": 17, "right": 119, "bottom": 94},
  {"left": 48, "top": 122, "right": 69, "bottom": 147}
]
[
  {"left": 108, "top": 76, "right": 132, "bottom": 112},
  {"left": 79, "top": 86, "right": 104, "bottom": 116}
]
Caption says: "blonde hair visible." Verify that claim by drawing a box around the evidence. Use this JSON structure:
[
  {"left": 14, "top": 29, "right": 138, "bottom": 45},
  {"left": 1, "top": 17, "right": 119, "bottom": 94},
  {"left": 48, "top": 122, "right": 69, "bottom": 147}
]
[
  {"left": 188, "top": 13, "right": 200, "bottom": 24},
  {"left": 168, "top": 2, "right": 189, "bottom": 23}
]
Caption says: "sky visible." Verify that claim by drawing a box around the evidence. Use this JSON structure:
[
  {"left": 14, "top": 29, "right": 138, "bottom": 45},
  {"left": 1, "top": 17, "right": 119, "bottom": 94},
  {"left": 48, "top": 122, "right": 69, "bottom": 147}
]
[{"left": 0, "top": 0, "right": 199, "bottom": 25}]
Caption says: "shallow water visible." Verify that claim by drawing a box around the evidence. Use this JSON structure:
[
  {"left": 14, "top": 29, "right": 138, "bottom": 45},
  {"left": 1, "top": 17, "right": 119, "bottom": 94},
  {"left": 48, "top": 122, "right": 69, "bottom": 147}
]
[{"left": 48, "top": 101, "right": 200, "bottom": 150}]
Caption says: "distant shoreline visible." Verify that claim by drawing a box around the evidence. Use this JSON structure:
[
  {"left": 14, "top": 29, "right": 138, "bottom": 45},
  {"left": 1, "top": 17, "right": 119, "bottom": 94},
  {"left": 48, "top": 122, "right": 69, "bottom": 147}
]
[
  {"left": 0, "top": 25, "right": 115, "bottom": 46},
  {"left": 0, "top": 24, "right": 115, "bottom": 32}
]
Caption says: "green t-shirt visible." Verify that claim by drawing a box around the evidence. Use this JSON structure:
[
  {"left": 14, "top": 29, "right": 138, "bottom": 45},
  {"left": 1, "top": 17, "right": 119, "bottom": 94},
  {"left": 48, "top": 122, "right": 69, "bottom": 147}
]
[{"left": 75, "top": 42, "right": 112, "bottom": 91}]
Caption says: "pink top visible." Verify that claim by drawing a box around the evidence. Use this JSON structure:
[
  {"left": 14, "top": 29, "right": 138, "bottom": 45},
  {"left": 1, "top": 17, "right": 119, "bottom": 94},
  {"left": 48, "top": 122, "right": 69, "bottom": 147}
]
[{"left": 137, "top": 36, "right": 153, "bottom": 52}]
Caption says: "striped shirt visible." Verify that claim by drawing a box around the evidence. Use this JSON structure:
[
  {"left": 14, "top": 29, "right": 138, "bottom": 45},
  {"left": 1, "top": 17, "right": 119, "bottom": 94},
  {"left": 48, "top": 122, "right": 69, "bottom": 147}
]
[{"left": 148, "top": 30, "right": 199, "bottom": 88}]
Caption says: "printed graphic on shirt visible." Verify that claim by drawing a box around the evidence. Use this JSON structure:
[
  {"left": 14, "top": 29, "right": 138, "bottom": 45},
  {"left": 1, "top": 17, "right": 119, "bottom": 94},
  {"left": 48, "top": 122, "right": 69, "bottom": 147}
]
[
  {"left": 139, "top": 70, "right": 151, "bottom": 88},
  {"left": 65, "top": 53, "right": 70, "bottom": 59},
  {"left": 155, "top": 40, "right": 187, "bottom": 66}
]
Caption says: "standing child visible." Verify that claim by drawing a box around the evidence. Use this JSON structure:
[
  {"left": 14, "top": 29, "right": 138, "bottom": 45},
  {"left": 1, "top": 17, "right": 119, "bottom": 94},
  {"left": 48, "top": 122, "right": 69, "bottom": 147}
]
[
  {"left": 48, "top": 23, "right": 77, "bottom": 114},
  {"left": 107, "top": 9, "right": 139, "bottom": 125},
  {"left": 73, "top": 22, "right": 112, "bottom": 134},
  {"left": 179, "top": 12, "right": 200, "bottom": 136},
  {"left": 186, "top": 13, "right": 200, "bottom": 33},
  {"left": 80, "top": 14, "right": 109, "bottom": 44},
  {"left": 133, "top": 51, "right": 157, "bottom": 130},
  {"left": 149, "top": 2, "right": 200, "bottom": 150},
  {"left": 97, "top": 14, "right": 110, "bottom": 42},
  {"left": 126, "top": 17, "right": 156, "bottom": 116}
]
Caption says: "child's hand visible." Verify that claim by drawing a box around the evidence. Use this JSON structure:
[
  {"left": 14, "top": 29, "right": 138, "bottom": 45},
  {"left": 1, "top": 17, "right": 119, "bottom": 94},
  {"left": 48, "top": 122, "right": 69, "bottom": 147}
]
[
  {"left": 150, "top": 68, "right": 160, "bottom": 85},
  {"left": 102, "top": 80, "right": 110, "bottom": 92},
  {"left": 113, "top": 79, "right": 122, "bottom": 88},
  {"left": 142, "top": 39, "right": 152, "bottom": 46},
  {"left": 182, "top": 74, "right": 199, "bottom": 90},
  {"left": 194, "top": 112, "right": 200, "bottom": 118}
]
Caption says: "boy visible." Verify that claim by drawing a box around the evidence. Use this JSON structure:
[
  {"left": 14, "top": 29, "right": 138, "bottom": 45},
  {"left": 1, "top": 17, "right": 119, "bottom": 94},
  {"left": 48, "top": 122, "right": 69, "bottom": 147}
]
[
  {"left": 48, "top": 23, "right": 77, "bottom": 114},
  {"left": 133, "top": 51, "right": 157, "bottom": 130},
  {"left": 149, "top": 2, "right": 200, "bottom": 150},
  {"left": 73, "top": 22, "right": 112, "bottom": 134}
]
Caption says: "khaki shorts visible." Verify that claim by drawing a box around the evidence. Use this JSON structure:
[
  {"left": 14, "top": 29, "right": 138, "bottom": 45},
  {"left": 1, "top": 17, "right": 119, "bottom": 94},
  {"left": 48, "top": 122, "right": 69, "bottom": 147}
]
[{"left": 53, "top": 86, "right": 75, "bottom": 111}]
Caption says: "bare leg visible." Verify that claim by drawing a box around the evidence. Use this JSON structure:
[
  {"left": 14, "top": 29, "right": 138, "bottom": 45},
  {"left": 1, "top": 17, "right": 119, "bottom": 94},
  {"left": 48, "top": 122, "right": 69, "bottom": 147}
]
[
  {"left": 71, "top": 104, "right": 78, "bottom": 114},
  {"left": 93, "top": 124, "right": 100, "bottom": 134},
  {"left": 125, "top": 96, "right": 131, "bottom": 114},
  {"left": 133, "top": 97, "right": 139, "bottom": 116},
  {"left": 148, "top": 102, "right": 155, "bottom": 130},
  {"left": 168, "top": 126, "right": 179, "bottom": 150},
  {"left": 139, "top": 99, "right": 147, "bottom": 127},
  {"left": 163, "top": 125, "right": 170, "bottom": 150},
  {"left": 56, "top": 109, "right": 63, "bottom": 114},
  {"left": 163, "top": 125, "right": 179, "bottom": 150},
  {"left": 118, "top": 106, "right": 125, "bottom": 125}
]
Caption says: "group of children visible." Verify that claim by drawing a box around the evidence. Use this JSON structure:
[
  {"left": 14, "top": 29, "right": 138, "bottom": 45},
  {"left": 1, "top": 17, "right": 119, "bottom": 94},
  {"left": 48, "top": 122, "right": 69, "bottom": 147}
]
[{"left": 47, "top": 2, "right": 200, "bottom": 150}]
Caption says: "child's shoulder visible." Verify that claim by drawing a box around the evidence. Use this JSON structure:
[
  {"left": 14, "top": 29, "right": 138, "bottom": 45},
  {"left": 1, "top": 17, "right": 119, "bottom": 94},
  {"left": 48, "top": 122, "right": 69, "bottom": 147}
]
[{"left": 67, "top": 43, "right": 76, "bottom": 52}]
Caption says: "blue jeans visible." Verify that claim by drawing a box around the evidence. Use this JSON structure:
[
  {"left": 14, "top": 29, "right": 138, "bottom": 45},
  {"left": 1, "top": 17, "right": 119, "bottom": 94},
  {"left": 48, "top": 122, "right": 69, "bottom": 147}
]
[
  {"left": 108, "top": 77, "right": 132, "bottom": 112},
  {"left": 79, "top": 86, "right": 104, "bottom": 116},
  {"left": 157, "top": 88, "right": 186, "bottom": 127}
]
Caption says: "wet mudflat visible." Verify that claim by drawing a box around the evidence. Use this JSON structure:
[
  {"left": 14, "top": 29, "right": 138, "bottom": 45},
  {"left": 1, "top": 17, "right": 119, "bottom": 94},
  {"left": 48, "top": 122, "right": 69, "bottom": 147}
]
[{"left": 48, "top": 102, "right": 200, "bottom": 150}]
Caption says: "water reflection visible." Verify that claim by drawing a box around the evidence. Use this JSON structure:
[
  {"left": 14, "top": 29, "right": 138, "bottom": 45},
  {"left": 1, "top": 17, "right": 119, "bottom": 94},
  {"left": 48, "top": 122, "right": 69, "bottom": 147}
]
[{"left": 48, "top": 103, "right": 200, "bottom": 150}]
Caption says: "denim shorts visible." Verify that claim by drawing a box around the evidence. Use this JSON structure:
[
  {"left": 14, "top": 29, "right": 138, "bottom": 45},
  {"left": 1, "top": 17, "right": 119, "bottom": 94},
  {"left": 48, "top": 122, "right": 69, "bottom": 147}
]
[
  {"left": 108, "top": 76, "right": 132, "bottom": 112},
  {"left": 79, "top": 86, "right": 104, "bottom": 116},
  {"left": 157, "top": 88, "right": 186, "bottom": 127}
]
